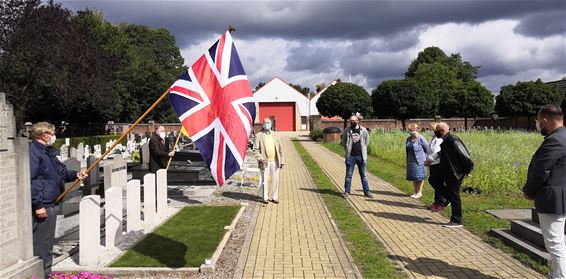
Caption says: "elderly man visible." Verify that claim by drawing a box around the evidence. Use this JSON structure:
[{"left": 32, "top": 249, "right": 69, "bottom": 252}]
[
  {"left": 434, "top": 122, "right": 474, "bottom": 228},
  {"left": 149, "top": 125, "right": 175, "bottom": 173},
  {"left": 523, "top": 105, "right": 566, "bottom": 279},
  {"left": 254, "top": 118, "right": 284, "bottom": 204},
  {"left": 341, "top": 115, "right": 372, "bottom": 198},
  {"left": 29, "top": 122, "right": 87, "bottom": 276}
]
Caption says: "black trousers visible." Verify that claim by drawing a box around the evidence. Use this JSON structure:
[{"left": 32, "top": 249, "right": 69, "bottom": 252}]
[
  {"left": 428, "top": 164, "right": 447, "bottom": 206},
  {"left": 33, "top": 206, "right": 58, "bottom": 277},
  {"left": 440, "top": 174, "right": 463, "bottom": 224}
]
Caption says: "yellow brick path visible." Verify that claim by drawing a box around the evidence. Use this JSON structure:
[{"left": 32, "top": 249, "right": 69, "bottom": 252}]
[
  {"left": 301, "top": 140, "right": 542, "bottom": 279},
  {"left": 241, "top": 134, "right": 359, "bottom": 279}
]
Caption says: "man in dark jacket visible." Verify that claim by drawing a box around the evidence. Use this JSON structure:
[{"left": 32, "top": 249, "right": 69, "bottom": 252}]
[
  {"left": 149, "top": 125, "right": 175, "bottom": 173},
  {"left": 29, "top": 122, "right": 87, "bottom": 276},
  {"left": 523, "top": 105, "right": 566, "bottom": 279},
  {"left": 434, "top": 122, "right": 474, "bottom": 228}
]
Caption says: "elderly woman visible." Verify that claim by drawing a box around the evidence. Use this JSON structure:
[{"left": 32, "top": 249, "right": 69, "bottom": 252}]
[
  {"left": 29, "top": 122, "right": 87, "bottom": 276},
  {"left": 406, "top": 123, "right": 429, "bottom": 198}
]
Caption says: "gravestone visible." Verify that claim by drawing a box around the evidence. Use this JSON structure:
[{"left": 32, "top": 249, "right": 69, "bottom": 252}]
[
  {"left": 84, "top": 144, "right": 90, "bottom": 158},
  {"left": 60, "top": 158, "right": 81, "bottom": 216},
  {"left": 141, "top": 143, "right": 150, "bottom": 166},
  {"left": 83, "top": 155, "right": 99, "bottom": 196},
  {"left": 93, "top": 144, "right": 102, "bottom": 158},
  {"left": 105, "top": 187, "right": 123, "bottom": 248},
  {"left": 126, "top": 180, "right": 142, "bottom": 232},
  {"left": 60, "top": 144, "right": 69, "bottom": 161},
  {"left": 156, "top": 169, "right": 168, "bottom": 218},
  {"left": 143, "top": 173, "right": 156, "bottom": 225},
  {"left": 79, "top": 195, "right": 101, "bottom": 266},
  {"left": 77, "top": 142, "right": 84, "bottom": 159},
  {"left": 103, "top": 154, "right": 127, "bottom": 192},
  {"left": 69, "top": 147, "right": 77, "bottom": 160},
  {"left": 0, "top": 93, "right": 44, "bottom": 278}
]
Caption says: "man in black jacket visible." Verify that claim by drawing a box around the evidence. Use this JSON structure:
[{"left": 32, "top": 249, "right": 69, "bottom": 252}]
[
  {"left": 434, "top": 122, "right": 474, "bottom": 228},
  {"left": 149, "top": 125, "right": 175, "bottom": 173},
  {"left": 523, "top": 105, "right": 566, "bottom": 279}
]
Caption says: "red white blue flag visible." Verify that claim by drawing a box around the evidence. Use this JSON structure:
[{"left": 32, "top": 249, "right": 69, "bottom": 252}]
[{"left": 168, "top": 31, "right": 256, "bottom": 186}]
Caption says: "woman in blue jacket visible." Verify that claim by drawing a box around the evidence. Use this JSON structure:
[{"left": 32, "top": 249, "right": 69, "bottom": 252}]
[
  {"left": 29, "top": 122, "right": 87, "bottom": 276},
  {"left": 406, "top": 123, "right": 429, "bottom": 199}
]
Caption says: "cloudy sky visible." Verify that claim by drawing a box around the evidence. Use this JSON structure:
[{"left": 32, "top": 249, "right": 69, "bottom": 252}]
[{"left": 59, "top": 0, "right": 565, "bottom": 94}]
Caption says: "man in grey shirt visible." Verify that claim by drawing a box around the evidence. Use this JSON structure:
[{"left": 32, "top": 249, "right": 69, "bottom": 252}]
[{"left": 341, "top": 115, "right": 372, "bottom": 198}]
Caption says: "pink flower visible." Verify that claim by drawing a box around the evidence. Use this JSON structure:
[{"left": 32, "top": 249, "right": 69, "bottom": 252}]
[{"left": 78, "top": 272, "right": 90, "bottom": 278}]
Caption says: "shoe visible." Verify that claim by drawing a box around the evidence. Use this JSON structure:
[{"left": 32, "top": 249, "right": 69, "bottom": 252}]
[
  {"left": 364, "top": 192, "right": 373, "bottom": 198},
  {"left": 442, "top": 222, "right": 463, "bottom": 228},
  {"left": 342, "top": 192, "right": 350, "bottom": 199},
  {"left": 410, "top": 193, "right": 422, "bottom": 199},
  {"left": 271, "top": 200, "right": 279, "bottom": 204},
  {"left": 262, "top": 200, "right": 269, "bottom": 204},
  {"left": 429, "top": 203, "right": 438, "bottom": 211},
  {"left": 432, "top": 205, "right": 445, "bottom": 212}
]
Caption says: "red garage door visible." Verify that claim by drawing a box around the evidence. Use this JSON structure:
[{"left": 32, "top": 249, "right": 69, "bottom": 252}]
[{"left": 259, "top": 102, "right": 295, "bottom": 131}]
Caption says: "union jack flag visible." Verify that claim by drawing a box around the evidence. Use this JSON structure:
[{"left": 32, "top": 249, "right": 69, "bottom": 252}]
[{"left": 168, "top": 31, "right": 256, "bottom": 186}]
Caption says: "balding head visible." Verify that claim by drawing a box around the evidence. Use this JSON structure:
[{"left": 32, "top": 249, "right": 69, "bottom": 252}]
[{"left": 435, "top": 122, "right": 450, "bottom": 138}]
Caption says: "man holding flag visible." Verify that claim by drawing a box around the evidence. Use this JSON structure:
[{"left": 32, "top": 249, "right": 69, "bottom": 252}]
[{"left": 168, "top": 30, "right": 256, "bottom": 186}]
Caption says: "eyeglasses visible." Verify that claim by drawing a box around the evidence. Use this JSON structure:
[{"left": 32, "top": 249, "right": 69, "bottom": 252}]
[{"left": 45, "top": 131, "right": 55, "bottom": 136}]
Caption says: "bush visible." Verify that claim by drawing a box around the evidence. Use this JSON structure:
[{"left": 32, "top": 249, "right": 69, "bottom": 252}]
[{"left": 309, "top": 128, "right": 323, "bottom": 141}]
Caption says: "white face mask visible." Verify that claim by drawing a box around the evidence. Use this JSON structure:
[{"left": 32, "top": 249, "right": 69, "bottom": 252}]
[
  {"left": 47, "top": 135, "right": 56, "bottom": 146},
  {"left": 158, "top": 132, "right": 166, "bottom": 139}
]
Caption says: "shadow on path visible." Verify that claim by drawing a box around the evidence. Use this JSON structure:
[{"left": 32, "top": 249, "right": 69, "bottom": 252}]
[
  {"left": 369, "top": 190, "right": 409, "bottom": 198},
  {"left": 362, "top": 211, "right": 444, "bottom": 225},
  {"left": 221, "top": 191, "right": 263, "bottom": 202},
  {"left": 371, "top": 199, "right": 427, "bottom": 209},
  {"left": 393, "top": 255, "right": 500, "bottom": 279},
  {"left": 299, "top": 187, "right": 343, "bottom": 197}
]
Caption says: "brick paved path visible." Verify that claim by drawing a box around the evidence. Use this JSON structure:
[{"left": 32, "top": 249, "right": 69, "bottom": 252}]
[
  {"left": 241, "top": 135, "right": 360, "bottom": 279},
  {"left": 301, "top": 140, "right": 542, "bottom": 279}
]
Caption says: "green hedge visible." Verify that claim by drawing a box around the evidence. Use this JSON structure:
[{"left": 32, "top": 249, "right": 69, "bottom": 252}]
[{"left": 52, "top": 135, "right": 126, "bottom": 150}]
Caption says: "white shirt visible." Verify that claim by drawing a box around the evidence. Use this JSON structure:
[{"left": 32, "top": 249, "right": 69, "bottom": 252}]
[{"left": 427, "top": 137, "right": 443, "bottom": 165}]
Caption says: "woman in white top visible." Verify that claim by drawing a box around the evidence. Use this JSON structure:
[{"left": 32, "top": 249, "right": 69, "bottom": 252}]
[{"left": 424, "top": 123, "right": 449, "bottom": 212}]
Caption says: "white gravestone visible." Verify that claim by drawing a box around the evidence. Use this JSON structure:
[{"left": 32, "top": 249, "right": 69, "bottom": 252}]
[
  {"left": 143, "top": 173, "right": 156, "bottom": 225},
  {"left": 156, "top": 169, "right": 168, "bottom": 218},
  {"left": 79, "top": 195, "right": 101, "bottom": 266},
  {"left": 105, "top": 187, "right": 123, "bottom": 248},
  {"left": 84, "top": 145, "right": 90, "bottom": 158},
  {"left": 69, "top": 147, "right": 77, "bottom": 160},
  {"left": 93, "top": 144, "right": 101, "bottom": 158},
  {"left": 103, "top": 154, "right": 127, "bottom": 193},
  {"left": 0, "top": 93, "right": 44, "bottom": 278},
  {"left": 65, "top": 138, "right": 70, "bottom": 146},
  {"left": 126, "top": 180, "right": 142, "bottom": 232},
  {"left": 60, "top": 144, "right": 69, "bottom": 161},
  {"left": 141, "top": 143, "right": 150, "bottom": 166}
]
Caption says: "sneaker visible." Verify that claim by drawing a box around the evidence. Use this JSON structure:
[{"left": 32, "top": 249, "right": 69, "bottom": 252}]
[
  {"left": 442, "top": 222, "right": 463, "bottom": 228},
  {"left": 428, "top": 203, "right": 438, "bottom": 211},
  {"left": 432, "top": 205, "right": 445, "bottom": 212},
  {"left": 364, "top": 192, "right": 373, "bottom": 198},
  {"left": 271, "top": 199, "right": 279, "bottom": 204},
  {"left": 410, "top": 193, "right": 422, "bottom": 199},
  {"left": 342, "top": 192, "right": 350, "bottom": 199}
]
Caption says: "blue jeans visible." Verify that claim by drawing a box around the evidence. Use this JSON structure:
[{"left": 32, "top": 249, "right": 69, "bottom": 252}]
[{"left": 344, "top": 155, "right": 370, "bottom": 194}]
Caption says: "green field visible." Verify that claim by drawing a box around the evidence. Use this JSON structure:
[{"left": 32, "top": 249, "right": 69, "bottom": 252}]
[{"left": 324, "top": 130, "right": 550, "bottom": 274}]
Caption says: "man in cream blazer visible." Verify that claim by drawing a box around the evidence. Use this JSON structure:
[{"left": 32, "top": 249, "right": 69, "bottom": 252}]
[{"left": 253, "top": 118, "right": 284, "bottom": 204}]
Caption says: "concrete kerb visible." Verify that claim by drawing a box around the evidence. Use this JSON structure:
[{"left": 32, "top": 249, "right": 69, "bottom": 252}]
[
  {"left": 300, "top": 140, "right": 416, "bottom": 279},
  {"left": 232, "top": 201, "right": 260, "bottom": 279},
  {"left": 200, "top": 202, "right": 248, "bottom": 274},
  {"left": 53, "top": 203, "right": 248, "bottom": 277}
]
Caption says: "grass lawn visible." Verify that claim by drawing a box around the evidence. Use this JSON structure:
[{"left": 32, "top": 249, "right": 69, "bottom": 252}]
[
  {"left": 323, "top": 130, "right": 551, "bottom": 274},
  {"left": 111, "top": 205, "right": 240, "bottom": 268},
  {"left": 294, "top": 140, "right": 406, "bottom": 279}
]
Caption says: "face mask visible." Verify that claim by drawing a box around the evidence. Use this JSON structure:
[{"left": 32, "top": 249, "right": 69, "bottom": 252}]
[
  {"left": 263, "top": 124, "right": 271, "bottom": 130},
  {"left": 428, "top": 131, "right": 435, "bottom": 137},
  {"left": 158, "top": 132, "right": 166, "bottom": 139},
  {"left": 536, "top": 121, "right": 547, "bottom": 136},
  {"left": 350, "top": 122, "right": 358, "bottom": 127},
  {"left": 47, "top": 135, "right": 56, "bottom": 146},
  {"left": 409, "top": 131, "right": 416, "bottom": 137},
  {"left": 434, "top": 130, "right": 442, "bottom": 138}
]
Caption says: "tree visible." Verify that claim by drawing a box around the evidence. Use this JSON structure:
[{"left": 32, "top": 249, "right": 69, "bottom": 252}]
[
  {"left": 439, "top": 81, "right": 494, "bottom": 129},
  {"left": 254, "top": 82, "right": 265, "bottom": 92},
  {"left": 405, "top": 47, "right": 448, "bottom": 78},
  {"left": 371, "top": 79, "right": 435, "bottom": 129},
  {"left": 316, "top": 82, "right": 372, "bottom": 127},
  {"left": 288, "top": 83, "right": 310, "bottom": 97},
  {"left": 315, "top": 83, "right": 326, "bottom": 92},
  {"left": 495, "top": 79, "right": 563, "bottom": 116},
  {"left": 406, "top": 46, "right": 479, "bottom": 82}
]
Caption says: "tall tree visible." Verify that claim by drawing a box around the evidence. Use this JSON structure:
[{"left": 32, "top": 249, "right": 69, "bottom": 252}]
[
  {"left": 316, "top": 82, "right": 372, "bottom": 127},
  {"left": 371, "top": 79, "right": 435, "bottom": 129},
  {"left": 495, "top": 79, "right": 563, "bottom": 116},
  {"left": 254, "top": 82, "right": 266, "bottom": 92},
  {"left": 288, "top": 83, "right": 310, "bottom": 97}
]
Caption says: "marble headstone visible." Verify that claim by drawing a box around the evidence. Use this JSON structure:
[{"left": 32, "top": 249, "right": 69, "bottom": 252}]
[
  {"left": 0, "top": 93, "right": 44, "bottom": 278},
  {"left": 69, "top": 147, "right": 77, "bottom": 160},
  {"left": 93, "top": 144, "right": 102, "bottom": 158},
  {"left": 141, "top": 143, "right": 150, "bottom": 166},
  {"left": 103, "top": 154, "right": 127, "bottom": 192},
  {"left": 59, "top": 144, "right": 69, "bottom": 161},
  {"left": 60, "top": 158, "right": 81, "bottom": 216}
]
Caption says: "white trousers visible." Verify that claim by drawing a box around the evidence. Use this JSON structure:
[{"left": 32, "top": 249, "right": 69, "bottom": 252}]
[
  {"left": 261, "top": 161, "right": 280, "bottom": 202},
  {"left": 539, "top": 213, "right": 566, "bottom": 279}
]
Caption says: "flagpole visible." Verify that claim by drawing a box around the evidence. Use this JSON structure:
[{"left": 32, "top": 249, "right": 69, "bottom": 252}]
[
  {"left": 56, "top": 88, "right": 172, "bottom": 204},
  {"left": 166, "top": 129, "right": 183, "bottom": 170}
]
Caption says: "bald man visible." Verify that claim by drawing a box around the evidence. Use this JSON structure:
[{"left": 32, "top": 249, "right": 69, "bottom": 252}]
[
  {"left": 254, "top": 118, "right": 284, "bottom": 204},
  {"left": 434, "top": 122, "right": 474, "bottom": 228}
]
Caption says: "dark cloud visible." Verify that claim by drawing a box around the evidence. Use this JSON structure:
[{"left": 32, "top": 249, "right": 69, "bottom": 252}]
[
  {"left": 285, "top": 44, "right": 337, "bottom": 72},
  {"left": 514, "top": 10, "right": 566, "bottom": 37},
  {"left": 59, "top": 0, "right": 564, "bottom": 48}
]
